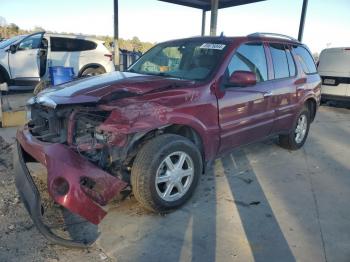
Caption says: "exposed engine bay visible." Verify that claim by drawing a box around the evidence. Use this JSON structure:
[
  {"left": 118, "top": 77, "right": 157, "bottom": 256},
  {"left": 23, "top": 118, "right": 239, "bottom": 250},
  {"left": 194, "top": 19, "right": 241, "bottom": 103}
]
[{"left": 28, "top": 104, "right": 133, "bottom": 183}]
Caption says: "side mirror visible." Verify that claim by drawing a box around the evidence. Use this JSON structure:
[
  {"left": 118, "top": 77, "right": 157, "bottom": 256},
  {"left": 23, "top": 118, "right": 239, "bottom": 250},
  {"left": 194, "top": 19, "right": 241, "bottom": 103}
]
[
  {"left": 227, "top": 70, "right": 257, "bottom": 87},
  {"left": 9, "top": 44, "right": 17, "bottom": 54}
]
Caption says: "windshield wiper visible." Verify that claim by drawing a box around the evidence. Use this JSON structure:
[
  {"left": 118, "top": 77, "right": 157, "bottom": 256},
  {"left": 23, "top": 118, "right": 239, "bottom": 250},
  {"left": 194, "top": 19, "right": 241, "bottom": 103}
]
[
  {"left": 153, "top": 72, "right": 185, "bottom": 80},
  {"left": 129, "top": 70, "right": 186, "bottom": 80}
]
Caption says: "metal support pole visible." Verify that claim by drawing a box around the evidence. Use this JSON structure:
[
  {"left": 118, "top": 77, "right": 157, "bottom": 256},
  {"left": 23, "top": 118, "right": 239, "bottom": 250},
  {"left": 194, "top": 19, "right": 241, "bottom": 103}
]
[
  {"left": 201, "top": 10, "right": 206, "bottom": 36},
  {"left": 113, "top": 0, "right": 120, "bottom": 70},
  {"left": 210, "top": 0, "right": 219, "bottom": 36},
  {"left": 298, "top": 0, "right": 308, "bottom": 42}
]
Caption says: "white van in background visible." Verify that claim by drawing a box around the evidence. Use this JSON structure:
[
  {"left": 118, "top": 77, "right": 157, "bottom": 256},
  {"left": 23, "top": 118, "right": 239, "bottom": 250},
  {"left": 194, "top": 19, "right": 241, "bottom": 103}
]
[
  {"left": 0, "top": 32, "right": 115, "bottom": 89},
  {"left": 318, "top": 47, "right": 350, "bottom": 102}
]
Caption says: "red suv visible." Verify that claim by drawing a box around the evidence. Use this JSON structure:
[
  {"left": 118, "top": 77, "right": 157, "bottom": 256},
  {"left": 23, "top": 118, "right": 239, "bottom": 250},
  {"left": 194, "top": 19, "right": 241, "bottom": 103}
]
[{"left": 15, "top": 33, "right": 321, "bottom": 246}]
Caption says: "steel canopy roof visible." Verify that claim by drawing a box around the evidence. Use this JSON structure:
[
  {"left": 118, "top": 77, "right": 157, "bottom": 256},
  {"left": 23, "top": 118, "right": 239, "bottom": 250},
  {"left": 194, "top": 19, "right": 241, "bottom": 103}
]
[{"left": 159, "top": 0, "right": 266, "bottom": 11}]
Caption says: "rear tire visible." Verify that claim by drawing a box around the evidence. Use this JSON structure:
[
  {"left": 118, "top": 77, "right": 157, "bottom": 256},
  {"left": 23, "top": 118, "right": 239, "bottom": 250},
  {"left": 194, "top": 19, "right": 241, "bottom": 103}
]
[
  {"left": 81, "top": 67, "right": 105, "bottom": 77},
  {"left": 279, "top": 105, "right": 310, "bottom": 150},
  {"left": 131, "top": 134, "right": 202, "bottom": 213}
]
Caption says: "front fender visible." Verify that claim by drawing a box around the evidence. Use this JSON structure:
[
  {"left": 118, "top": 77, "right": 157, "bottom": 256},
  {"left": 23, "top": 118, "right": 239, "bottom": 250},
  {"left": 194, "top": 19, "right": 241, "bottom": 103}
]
[{"left": 98, "top": 102, "right": 220, "bottom": 161}]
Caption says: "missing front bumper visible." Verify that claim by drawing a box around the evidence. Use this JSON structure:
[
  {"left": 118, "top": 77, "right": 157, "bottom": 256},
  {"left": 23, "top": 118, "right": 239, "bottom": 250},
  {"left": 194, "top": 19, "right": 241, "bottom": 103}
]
[
  {"left": 14, "top": 128, "right": 128, "bottom": 247},
  {"left": 14, "top": 142, "right": 93, "bottom": 248}
]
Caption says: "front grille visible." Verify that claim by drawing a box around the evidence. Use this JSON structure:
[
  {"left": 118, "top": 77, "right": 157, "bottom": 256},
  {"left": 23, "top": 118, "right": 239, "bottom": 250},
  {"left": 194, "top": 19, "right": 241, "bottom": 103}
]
[{"left": 28, "top": 105, "right": 69, "bottom": 143}]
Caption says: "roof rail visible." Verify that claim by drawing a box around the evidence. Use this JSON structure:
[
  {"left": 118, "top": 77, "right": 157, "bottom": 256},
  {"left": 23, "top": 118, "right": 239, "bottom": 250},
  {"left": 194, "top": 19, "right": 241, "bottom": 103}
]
[{"left": 248, "top": 32, "right": 298, "bottom": 42}]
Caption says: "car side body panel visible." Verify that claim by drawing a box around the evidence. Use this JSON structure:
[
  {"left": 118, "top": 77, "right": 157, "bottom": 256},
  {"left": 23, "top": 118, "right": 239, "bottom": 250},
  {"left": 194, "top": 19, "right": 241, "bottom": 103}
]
[{"left": 97, "top": 84, "right": 221, "bottom": 161}]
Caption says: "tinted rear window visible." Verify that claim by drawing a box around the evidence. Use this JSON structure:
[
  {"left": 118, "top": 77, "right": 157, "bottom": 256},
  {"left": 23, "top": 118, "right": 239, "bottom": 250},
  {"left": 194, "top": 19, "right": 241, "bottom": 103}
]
[
  {"left": 51, "top": 37, "right": 97, "bottom": 52},
  {"left": 270, "top": 43, "right": 289, "bottom": 79},
  {"left": 294, "top": 46, "right": 317, "bottom": 74}
]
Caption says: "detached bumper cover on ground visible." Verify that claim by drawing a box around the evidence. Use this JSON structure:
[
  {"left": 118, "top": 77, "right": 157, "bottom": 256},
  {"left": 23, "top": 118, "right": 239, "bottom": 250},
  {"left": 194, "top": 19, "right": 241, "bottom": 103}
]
[{"left": 14, "top": 127, "right": 127, "bottom": 247}]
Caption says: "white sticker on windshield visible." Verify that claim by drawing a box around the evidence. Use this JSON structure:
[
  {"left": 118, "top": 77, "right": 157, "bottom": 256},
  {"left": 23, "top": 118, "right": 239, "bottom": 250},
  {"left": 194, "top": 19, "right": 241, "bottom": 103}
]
[{"left": 200, "top": 43, "right": 226, "bottom": 50}]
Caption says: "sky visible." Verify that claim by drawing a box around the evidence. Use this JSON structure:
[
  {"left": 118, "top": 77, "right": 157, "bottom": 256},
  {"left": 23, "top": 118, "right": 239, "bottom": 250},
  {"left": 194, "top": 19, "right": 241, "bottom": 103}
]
[{"left": 1, "top": 0, "right": 350, "bottom": 53}]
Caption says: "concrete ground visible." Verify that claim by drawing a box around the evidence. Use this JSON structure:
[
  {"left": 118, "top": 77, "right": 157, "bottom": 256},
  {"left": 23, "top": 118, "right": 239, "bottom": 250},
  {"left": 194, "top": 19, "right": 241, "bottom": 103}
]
[{"left": 1, "top": 104, "right": 349, "bottom": 262}]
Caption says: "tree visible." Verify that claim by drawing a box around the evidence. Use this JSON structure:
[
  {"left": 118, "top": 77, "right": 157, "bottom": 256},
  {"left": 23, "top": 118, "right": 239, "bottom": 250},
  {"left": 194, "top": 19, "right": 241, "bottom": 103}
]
[
  {"left": 8, "top": 23, "right": 19, "bottom": 34},
  {"left": 33, "top": 26, "right": 45, "bottom": 32},
  {"left": 131, "top": 36, "right": 142, "bottom": 52}
]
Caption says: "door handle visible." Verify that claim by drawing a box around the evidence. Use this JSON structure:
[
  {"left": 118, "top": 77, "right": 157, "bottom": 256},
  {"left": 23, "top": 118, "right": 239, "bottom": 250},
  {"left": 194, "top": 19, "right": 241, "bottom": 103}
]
[
  {"left": 263, "top": 92, "right": 273, "bottom": 97},
  {"left": 294, "top": 77, "right": 307, "bottom": 85},
  {"left": 297, "top": 86, "right": 307, "bottom": 90}
]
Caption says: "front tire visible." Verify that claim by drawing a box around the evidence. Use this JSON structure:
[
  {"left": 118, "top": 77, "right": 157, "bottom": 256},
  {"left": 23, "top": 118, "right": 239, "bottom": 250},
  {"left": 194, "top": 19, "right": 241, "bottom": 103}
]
[
  {"left": 279, "top": 105, "right": 310, "bottom": 150},
  {"left": 131, "top": 134, "right": 202, "bottom": 213}
]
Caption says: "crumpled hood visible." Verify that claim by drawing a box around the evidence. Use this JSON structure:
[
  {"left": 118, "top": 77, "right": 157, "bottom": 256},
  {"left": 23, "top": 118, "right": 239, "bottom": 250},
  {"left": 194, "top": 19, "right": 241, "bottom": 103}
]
[{"left": 32, "top": 71, "right": 193, "bottom": 107}]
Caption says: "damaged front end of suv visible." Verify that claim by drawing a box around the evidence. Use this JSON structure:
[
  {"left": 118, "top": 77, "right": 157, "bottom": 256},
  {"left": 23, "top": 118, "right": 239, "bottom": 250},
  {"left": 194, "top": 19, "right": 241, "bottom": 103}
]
[
  {"left": 15, "top": 104, "right": 132, "bottom": 247},
  {"left": 14, "top": 71, "right": 195, "bottom": 247}
]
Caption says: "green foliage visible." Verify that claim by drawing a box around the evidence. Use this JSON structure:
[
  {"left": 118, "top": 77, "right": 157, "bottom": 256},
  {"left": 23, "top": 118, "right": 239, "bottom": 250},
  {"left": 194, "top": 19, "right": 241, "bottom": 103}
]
[
  {"left": 103, "top": 35, "right": 154, "bottom": 53},
  {"left": 0, "top": 16, "right": 154, "bottom": 53}
]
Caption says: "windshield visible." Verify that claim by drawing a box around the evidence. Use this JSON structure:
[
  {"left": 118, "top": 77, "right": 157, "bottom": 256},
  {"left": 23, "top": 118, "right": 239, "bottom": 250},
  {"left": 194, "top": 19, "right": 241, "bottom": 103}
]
[
  {"left": 128, "top": 40, "right": 228, "bottom": 81},
  {"left": 0, "top": 35, "right": 25, "bottom": 49}
]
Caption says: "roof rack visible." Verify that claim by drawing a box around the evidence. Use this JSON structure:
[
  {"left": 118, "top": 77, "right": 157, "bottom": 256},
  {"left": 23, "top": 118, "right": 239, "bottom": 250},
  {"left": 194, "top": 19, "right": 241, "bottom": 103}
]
[{"left": 248, "top": 32, "right": 298, "bottom": 42}]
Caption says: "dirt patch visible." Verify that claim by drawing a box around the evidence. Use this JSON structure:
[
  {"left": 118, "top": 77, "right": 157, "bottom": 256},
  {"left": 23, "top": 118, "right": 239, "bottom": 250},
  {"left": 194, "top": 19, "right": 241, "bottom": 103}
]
[{"left": 0, "top": 136, "right": 113, "bottom": 262}]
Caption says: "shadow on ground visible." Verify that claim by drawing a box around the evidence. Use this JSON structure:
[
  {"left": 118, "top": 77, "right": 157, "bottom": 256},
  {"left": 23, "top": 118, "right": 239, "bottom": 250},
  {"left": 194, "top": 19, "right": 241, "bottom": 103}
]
[{"left": 96, "top": 145, "right": 298, "bottom": 262}]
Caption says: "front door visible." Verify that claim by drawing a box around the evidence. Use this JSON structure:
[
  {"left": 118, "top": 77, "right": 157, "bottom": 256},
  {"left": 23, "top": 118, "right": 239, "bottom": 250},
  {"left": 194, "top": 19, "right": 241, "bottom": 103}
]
[
  {"left": 218, "top": 42, "right": 275, "bottom": 153},
  {"left": 9, "top": 32, "right": 44, "bottom": 80}
]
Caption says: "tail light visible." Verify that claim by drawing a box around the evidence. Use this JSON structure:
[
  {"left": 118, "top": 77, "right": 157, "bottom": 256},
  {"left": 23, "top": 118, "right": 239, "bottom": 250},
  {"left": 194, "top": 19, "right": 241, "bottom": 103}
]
[{"left": 104, "top": 54, "right": 113, "bottom": 61}]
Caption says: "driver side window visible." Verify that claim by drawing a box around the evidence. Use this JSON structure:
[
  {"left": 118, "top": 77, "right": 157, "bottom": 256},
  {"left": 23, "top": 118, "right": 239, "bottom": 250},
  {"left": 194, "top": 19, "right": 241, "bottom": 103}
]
[
  {"left": 228, "top": 43, "right": 268, "bottom": 83},
  {"left": 18, "top": 34, "right": 42, "bottom": 51}
]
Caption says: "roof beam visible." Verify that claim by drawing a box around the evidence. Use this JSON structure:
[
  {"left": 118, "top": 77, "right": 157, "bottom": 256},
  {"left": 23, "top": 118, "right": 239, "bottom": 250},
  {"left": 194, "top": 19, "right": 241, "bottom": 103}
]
[
  {"left": 159, "top": 0, "right": 266, "bottom": 11},
  {"left": 210, "top": 0, "right": 219, "bottom": 36},
  {"left": 298, "top": 0, "right": 308, "bottom": 42}
]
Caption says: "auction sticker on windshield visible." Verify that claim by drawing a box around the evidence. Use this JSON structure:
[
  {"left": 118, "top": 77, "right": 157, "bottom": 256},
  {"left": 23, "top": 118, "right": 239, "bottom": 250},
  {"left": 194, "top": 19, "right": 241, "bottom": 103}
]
[{"left": 200, "top": 43, "right": 226, "bottom": 50}]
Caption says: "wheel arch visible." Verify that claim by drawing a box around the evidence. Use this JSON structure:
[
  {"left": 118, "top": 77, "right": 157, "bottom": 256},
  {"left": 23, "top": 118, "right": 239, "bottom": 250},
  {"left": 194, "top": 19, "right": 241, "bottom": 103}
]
[
  {"left": 78, "top": 63, "right": 106, "bottom": 77},
  {"left": 305, "top": 97, "right": 317, "bottom": 122},
  {"left": 124, "top": 124, "right": 206, "bottom": 171}
]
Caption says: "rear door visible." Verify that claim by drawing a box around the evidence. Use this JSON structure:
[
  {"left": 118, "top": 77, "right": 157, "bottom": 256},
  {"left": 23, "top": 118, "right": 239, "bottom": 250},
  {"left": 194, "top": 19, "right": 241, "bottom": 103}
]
[
  {"left": 267, "top": 43, "right": 300, "bottom": 133},
  {"left": 8, "top": 32, "right": 44, "bottom": 79},
  {"left": 218, "top": 42, "right": 275, "bottom": 153},
  {"left": 49, "top": 37, "right": 97, "bottom": 76},
  {"left": 49, "top": 37, "right": 79, "bottom": 75}
]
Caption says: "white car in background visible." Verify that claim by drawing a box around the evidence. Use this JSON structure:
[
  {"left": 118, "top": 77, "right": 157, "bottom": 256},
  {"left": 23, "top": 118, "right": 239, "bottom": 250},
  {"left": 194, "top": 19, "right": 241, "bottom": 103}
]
[
  {"left": 318, "top": 47, "right": 350, "bottom": 102},
  {"left": 0, "top": 32, "right": 115, "bottom": 89}
]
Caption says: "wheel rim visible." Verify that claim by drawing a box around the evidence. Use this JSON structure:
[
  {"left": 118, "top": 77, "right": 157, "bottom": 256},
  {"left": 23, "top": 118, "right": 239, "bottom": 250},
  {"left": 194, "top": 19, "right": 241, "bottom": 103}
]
[
  {"left": 295, "top": 114, "right": 307, "bottom": 144},
  {"left": 155, "top": 151, "right": 194, "bottom": 202}
]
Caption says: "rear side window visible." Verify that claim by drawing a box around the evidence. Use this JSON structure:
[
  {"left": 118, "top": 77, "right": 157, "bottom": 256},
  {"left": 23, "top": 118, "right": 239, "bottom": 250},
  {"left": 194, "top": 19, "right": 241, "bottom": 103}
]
[
  {"left": 228, "top": 43, "right": 268, "bottom": 83},
  {"left": 51, "top": 37, "right": 97, "bottom": 52},
  {"left": 269, "top": 43, "right": 290, "bottom": 79},
  {"left": 294, "top": 46, "right": 317, "bottom": 74}
]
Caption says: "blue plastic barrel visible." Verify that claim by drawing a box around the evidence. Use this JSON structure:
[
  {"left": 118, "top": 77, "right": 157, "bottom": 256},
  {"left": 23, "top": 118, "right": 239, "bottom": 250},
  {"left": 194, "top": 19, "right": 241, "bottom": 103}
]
[{"left": 49, "top": 66, "right": 74, "bottom": 86}]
